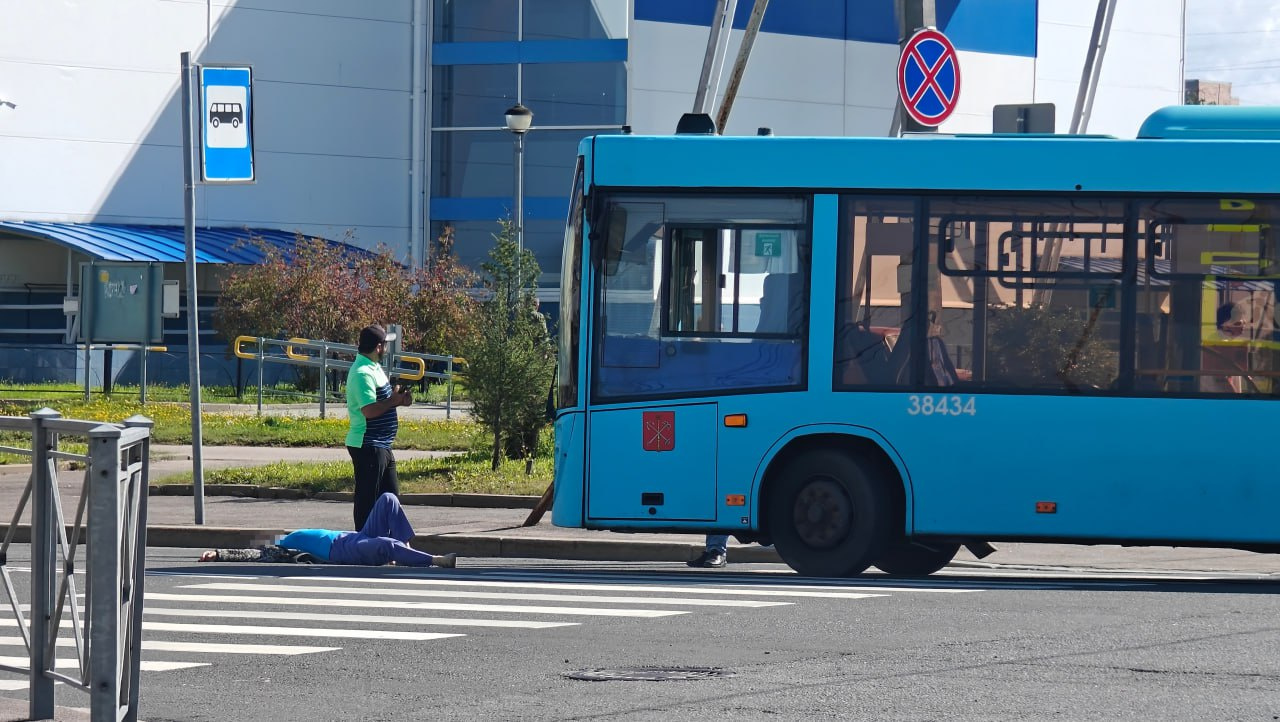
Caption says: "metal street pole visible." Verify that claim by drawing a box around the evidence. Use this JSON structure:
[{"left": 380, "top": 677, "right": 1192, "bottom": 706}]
[
  {"left": 179, "top": 51, "right": 206, "bottom": 524},
  {"left": 504, "top": 103, "right": 532, "bottom": 290},
  {"left": 515, "top": 131, "right": 525, "bottom": 263}
]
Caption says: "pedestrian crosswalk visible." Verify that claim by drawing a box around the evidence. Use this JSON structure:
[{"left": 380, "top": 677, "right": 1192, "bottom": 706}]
[{"left": 0, "top": 564, "right": 988, "bottom": 693}]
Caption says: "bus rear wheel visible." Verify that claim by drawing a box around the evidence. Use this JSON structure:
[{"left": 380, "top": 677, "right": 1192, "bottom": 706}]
[
  {"left": 873, "top": 541, "right": 960, "bottom": 576},
  {"left": 768, "top": 449, "right": 889, "bottom": 577}
]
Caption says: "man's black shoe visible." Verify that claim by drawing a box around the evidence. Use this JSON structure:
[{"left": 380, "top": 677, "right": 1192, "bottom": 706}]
[{"left": 687, "top": 550, "right": 727, "bottom": 568}]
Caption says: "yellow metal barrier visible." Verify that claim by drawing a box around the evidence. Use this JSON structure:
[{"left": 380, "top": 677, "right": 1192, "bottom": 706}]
[
  {"left": 285, "top": 337, "right": 312, "bottom": 361},
  {"left": 233, "top": 335, "right": 257, "bottom": 360},
  {"left": 396, "top": 355, "right": 426, "bottom": 381}
]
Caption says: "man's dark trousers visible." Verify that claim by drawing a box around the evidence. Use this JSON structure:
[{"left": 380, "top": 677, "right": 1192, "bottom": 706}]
[{"left": 349, "top": 445, "right": 399, "bottom": 529}]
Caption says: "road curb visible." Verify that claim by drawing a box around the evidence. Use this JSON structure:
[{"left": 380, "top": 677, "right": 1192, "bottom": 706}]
[
  {"left": 148, "top": 485, "right": 539, "bottom": 509},
  {"left": 413, "top": 534, "right": 784, "bottom": 564}
]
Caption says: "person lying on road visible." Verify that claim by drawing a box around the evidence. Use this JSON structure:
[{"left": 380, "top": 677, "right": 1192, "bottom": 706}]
[{"left": 198, "top": 492, "right": 457, "bottom": 568}]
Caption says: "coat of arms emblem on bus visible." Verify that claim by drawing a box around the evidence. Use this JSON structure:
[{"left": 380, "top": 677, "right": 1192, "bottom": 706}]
[{"left": 641, "top": 411, "right": 674, "bottom": 452}]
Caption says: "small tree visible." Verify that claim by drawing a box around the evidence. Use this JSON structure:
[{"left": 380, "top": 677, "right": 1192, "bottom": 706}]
[
  {"left": 406, "top": 234, "right": 480, "bottom": 356},
  {"left": 215, "top": 234, "right": 366, "bottom": 345},
  {"left": 461, "top": 220, "right": 556, "bottom": 471},
  {"left": 215, "top": 233, "right": 480, "bottom": 390}
]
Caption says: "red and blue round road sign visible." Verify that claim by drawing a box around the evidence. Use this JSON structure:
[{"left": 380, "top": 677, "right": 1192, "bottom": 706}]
[{"left": 897, "top": 28, "right": 961, "bottom": 127}]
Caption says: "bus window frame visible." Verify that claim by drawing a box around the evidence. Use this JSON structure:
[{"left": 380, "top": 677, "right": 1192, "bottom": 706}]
[
  {"left": 587, "top": 189, "right": 813, "bottom": 404},
  {"left": 660, "top": 221, "right": 810, "bottom": 340}
]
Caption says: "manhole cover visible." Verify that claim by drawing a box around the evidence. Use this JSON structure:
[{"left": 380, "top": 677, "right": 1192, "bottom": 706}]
[{"left": 564, "top": 666, "right": 734, "bottom": 682}]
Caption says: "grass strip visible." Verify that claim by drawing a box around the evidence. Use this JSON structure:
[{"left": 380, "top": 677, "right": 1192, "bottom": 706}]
[
  {"left": 0, "top": 398, "right": 484, "bottom": 451},
  {"left": 152, "top": 453, "right": 552, "bottom": 496}
]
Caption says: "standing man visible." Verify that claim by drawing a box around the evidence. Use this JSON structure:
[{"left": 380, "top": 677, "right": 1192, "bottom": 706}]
[{"left": 347, "top": 324, "right": 413, "bottom": 529}]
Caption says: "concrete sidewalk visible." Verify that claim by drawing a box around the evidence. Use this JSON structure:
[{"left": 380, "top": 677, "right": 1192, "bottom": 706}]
[{"left": 0, "top": 444, "right": 1277, "bottom": 576}]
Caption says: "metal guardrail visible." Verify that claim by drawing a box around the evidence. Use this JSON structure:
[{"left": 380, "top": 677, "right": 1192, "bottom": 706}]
[
  {"left": 0, "top": 408, "right": 151, "bottom": 722},
  {"left": 232, "top": 330, "right": 460, "bottom": 419}
]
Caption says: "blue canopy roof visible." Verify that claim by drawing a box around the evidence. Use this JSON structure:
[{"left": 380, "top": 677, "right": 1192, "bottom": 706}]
[{"left": 0, "top": 221, "right": 364, "bottom": 264}]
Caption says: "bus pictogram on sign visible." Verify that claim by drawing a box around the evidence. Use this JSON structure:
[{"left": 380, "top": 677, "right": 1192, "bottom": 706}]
[{"left": 897, "top": 28, "right": 961, "bottom": 127}]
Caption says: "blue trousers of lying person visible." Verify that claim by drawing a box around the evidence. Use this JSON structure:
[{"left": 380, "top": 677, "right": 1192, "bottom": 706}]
[{"left": 279, "top": 493, "right": 437, "bottom": 567}]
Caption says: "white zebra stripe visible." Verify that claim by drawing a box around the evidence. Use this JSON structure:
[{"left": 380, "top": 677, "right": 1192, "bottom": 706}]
[
  {"left": 0, "top": 636, "right": 337, "bottom": 656},
  {"left": 140, "top": 622, "right": 462, "bottom": 641},
  {"left": 143, "top": 607, "right": 578, "bottom": 629},
  {"left": 0, "top": 618, "right": 457, "bottom": 642},
  {"left": 180, "top": 582, "right": 793, "bottom": 608},
  {"left": 285, "top": 575, "right": 905, "bottom": 598},
  {"left": 144, "top": 592, "right": 685, "bottom": 617},
  {"left": 0, "top": 655, "right": 205, "bottom": 672}
]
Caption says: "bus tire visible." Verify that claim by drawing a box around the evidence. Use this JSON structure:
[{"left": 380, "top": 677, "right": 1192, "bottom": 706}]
[
  {"left": 232, "top": 117, "right": 240, "bottom": 128},
  {"left": 873, "top": 541, "right": 959, "bottom": 576},
  {"left": 211, "top": 117, "right": 219, "bottom": 128},
  {"left": 768, "top": 449, "right": 889, "bottom": 577}
]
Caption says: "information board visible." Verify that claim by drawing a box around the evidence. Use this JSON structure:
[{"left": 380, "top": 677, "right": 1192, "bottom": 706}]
[{"left": 79, "top": 263, "right": 165, "bottom": 344}]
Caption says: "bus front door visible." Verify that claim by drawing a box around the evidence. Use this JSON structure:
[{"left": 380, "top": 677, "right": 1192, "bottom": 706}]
[{"left": 585, "top": 403, "right": 718, "bottom": 522}]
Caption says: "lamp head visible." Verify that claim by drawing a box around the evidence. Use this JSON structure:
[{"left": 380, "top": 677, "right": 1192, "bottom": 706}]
[{"left": 504, "top": 103, "right": 533, "bottom": 134}]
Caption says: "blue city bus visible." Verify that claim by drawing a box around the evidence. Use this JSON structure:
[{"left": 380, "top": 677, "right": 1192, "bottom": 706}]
[{"left": 551, "top": 106, "right": 1280, "bottom": 577}]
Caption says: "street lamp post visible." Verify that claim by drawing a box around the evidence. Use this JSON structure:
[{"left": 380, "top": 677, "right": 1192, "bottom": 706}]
[{"left": 504, "top": 103, "right": 533, "bottom": 284}]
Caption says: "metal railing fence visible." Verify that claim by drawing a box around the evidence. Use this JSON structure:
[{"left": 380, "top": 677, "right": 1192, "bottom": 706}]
[
  {"left": 0, "top": 409, "right": 151, "bottom": 722},
  {"left": 232, "top": 328, "right": 460, "bottom": 419}
]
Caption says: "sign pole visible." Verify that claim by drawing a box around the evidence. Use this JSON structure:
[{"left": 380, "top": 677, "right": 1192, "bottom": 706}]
[{"left": 180, "top": 51, "right": 206, "bottom": 524}]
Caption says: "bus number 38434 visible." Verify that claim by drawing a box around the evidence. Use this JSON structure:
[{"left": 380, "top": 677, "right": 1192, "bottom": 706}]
[{"left": 906, "top": 395, "right": 976, "bottom": 416}]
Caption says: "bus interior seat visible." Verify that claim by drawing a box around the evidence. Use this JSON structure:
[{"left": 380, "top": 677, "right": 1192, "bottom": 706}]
[
  {"left": 1135, "top": 314, "right": 1167, "bottom": 389},
  {"left": 927, "top": 336, "right": 959, "bottom": 386},
  {"left": 885, "top": 320, "right": 959, "bottom": 386},
  {"left": 756, "top": 273, "right": 804, "bottom": 334},
  {"left": 835, "top": 323, "right": 893, "bottom": 384}
]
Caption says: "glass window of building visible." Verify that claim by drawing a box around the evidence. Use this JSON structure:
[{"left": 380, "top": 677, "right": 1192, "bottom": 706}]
[
  {"left": 432, "top": 0, "right": 518, "bottom": 42},
  {"left": 523, "top": 0, "right": 628, "bottom": 40},
  {"left": 523, "top": 62, "right": 626, "bottom": 126},
  {"left": 431, "top": 65, "right": 517, "bottom": 128}
]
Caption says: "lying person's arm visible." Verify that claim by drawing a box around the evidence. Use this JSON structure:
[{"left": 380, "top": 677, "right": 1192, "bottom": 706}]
[
  {"left": 200, "top": 548, "right": 265, "bottom": 562},
  {"left": 199, "top": 545, "right": 309, "bottom": 563}
]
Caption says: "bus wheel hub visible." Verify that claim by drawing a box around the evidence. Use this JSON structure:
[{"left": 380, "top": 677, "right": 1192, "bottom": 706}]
[{"left": 793, "top": 478, "right": 851, "bottom": 549}]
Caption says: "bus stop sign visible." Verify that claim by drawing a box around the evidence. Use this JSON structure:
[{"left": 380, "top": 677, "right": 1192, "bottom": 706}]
[
  {"left": 200, "top": 65, "right": 255, "bottom": 182},
  {"left": 898, "top": 29, "right": 961, "bottom": 127}
]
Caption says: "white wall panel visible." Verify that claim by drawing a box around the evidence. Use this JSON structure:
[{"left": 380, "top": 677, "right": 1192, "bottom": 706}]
[
  {"left": 213, "top": 0, "right": 410, "bottom": 23},
  {"left": 204, "top": 154, "right": 409, "bottom": 231},
  {"left": 0, "top": 137, "right": 170, "bottom": 222},
  {"left": 202, "top": 5, "right": 411, "bottom": 91},
  {"left": 628, "top": 89, "right": 696, "bottom": 134},
  {"left": 252, "top": 82, "right": 408, "bottom": 158},
  {"left": 0, "top": 61, "right": 181, "bottom": 146},
  {"left": 723, "top": 32, "right": 848, "bottom": 109},
  {"left": 1035, "top": 0, "right": 1182, "bottom": 138},
  {"left": 0, "top": 0, "right": 415, "bottom": 256},
  {"left": 939, "top": 52, "right": 1036, "bottom": 134},
  {"left": 844, "top": 105, "right": 894, "bottom": 136},
  {"left": 1, "top": 0, "right": 206, "bottom": 70},
  {"left": 843, "top": 41, "right": 903, "bottom": 113},
  {"left": 629, "top": 21, "right": 708, "bottom": 97},
  {"left": 719, "top": 97, "right": 846, "bottom": 137}
]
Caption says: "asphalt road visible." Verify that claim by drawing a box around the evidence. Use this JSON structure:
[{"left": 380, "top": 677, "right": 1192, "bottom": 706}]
[{"left": 1, "top": 549, "right": 1278, "bottom": 721}]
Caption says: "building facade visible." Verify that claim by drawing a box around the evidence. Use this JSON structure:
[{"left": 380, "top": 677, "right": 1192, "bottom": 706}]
[{"left": 0, "top": 0, "right": 1185, "bottom": 382}]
